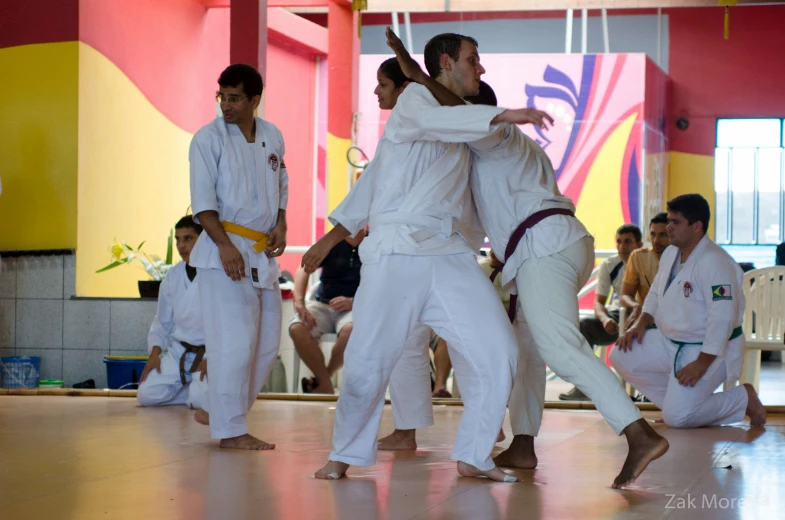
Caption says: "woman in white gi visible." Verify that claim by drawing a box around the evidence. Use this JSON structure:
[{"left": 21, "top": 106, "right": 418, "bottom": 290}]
[
  {"left": 612, "top": 194, "right": 766, "bottom": 429},
  {"left": 384, "top": 28, "right": 670, "bottom": 489},
  {"left": 189, "top": 64, "right": 288, "bottom": 450},
  {"left": 302, "top": 33, "right": 553, "bottom": 483},
  {"left": 138, "top": 216, "right": 208, "bottom": 409}
]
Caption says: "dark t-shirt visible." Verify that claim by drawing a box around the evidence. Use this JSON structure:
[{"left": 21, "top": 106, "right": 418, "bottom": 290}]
[{"left": 314, "top": 240, "right": 362, "bottom": 303}]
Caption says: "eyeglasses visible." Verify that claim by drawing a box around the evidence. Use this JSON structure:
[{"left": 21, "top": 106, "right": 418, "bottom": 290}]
[{"left": 215, "top": 93, "right": 248, "bottom": 105}]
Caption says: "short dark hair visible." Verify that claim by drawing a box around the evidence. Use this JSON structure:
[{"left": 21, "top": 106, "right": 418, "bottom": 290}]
[
  {"left": 175, "top": 216, "right": 203, "bottom": 235},
  {"left": 617, "top": 224, "right": 642, "bottom": 243},
  {"left": 378, "top": 58, "right": 410, "bottom": 88},
  {"left": 218, "top": 64, "right": 263, "bottom": 98},
  {"left": 424, "top": 33, "right": 479, "bottom": 79},
  {"left": 650, "top": 212, "right": 668, "bottom": 226},
  {"left": 464, "top": 81, "right": 497, "bottom": 107},
  {"left": 667, "top": 194, "right": 711, "bottom": 234}
]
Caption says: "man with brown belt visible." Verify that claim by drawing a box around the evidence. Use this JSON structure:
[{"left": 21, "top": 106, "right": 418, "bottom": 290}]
[{"left": 138, "top": 216, "right": 208, "bottom": 409}]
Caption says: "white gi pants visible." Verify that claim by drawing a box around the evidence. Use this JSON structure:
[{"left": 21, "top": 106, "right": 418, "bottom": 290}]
[
  {"left": 199, "top": 269, "right": 282, "bottom": 439},
  {"left": 507, "top": 316, "right": 547, "bottom": 436},
  {"left": 136, "top": 343, "right": 208, "bottom": 409},
  {"left": 610, "top": 330, "right": 748, "bottom": 428},
  {"left": 330, "top": 253, "right": 517, "bottom": 471},
  {"left": 515, "top": 236, "right": 643, "bottom": 435},
  {"left": 389, "top": 325, "right": 435, "bottom": 430}
]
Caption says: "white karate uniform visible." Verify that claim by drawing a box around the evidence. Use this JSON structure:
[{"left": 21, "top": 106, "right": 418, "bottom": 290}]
[
  {"left": 137, "top": 261, "right": 208, "bottom": 409},
  {"left": 610, "top": 236, "right": 748, "bottom": 428},
  {"left": 328, "top": 83, "right": 519, "bottom": 471},
  {"left": 189, "top": 116, "right": 287, "bottom": 439},
  {"left": 388, "top": 104, "right": 642, "bottom": 437}
]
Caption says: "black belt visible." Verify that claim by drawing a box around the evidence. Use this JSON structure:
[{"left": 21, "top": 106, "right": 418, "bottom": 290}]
[
  {"left": 179, "top": 341, "right": 206, "bottom": 385},
  {"left": 490, "top": 208, "right": 576, "bottom": 323}
]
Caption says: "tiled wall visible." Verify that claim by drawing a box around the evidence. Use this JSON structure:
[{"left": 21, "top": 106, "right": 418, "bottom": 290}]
[{"left": 0, "top": 254, "right": 156, "bottom": 388}]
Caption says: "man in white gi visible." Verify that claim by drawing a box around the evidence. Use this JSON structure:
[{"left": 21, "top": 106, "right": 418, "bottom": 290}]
[
  {"left": 301, "top": 32, "right": 555, "bottom": 483},
  {"left": 138, "top": 216, "right": 208, "bottom": 408},
  {"left": 611, "top": 194, "right": 766, "bottom": 429},
  {"left": 189, "top": 64, "right": 288, "bottom": 450},
  {"left": 385, "top": 28, "right": 670, "bottom": 489}
]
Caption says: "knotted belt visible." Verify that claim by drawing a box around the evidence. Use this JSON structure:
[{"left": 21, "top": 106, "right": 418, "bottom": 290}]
[
  {"left": 222, "top": 221, "right": 269, "bottom": 252},
  {"left": 490, "top": 208, "right": 576, "bottom": 323},
  {"left": 179, "top": 341, "right": 206, "bottom": 385}
]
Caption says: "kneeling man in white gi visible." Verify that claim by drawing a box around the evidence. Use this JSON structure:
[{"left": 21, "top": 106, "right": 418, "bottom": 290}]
[
  {"left": 138, "top": 216, "right": 208, "bottom": 409},
  {"left": 612, "top": 194, "right": 766, "bottom": 429}
]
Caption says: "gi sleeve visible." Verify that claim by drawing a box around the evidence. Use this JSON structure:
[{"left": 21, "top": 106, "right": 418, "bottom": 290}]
[
  {"left": 278, "top": 128, "right": 289, "bottom": 210},
  {"left": 189, "top": 129, "right": 221, "bottom": 224},
  {"left": 698, "top": 257, "right": 741, "bottom": 357},
  {"left": 147, "top": 275, "right": 175, "bottom": 354},
  {"left": 384, "top": 84, "right": 506, "bottom": 145},
  {"left": 327, "top": 143, "right": 382, "bottom": 236}
]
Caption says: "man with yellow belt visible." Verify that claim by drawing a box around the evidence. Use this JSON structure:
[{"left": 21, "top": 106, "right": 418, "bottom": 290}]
[
  {"left": 188, "top": 64, "right": 288, "bottom": 450},
  {"left": 612, "top": 194, "right": 766, "bottom": 429}
]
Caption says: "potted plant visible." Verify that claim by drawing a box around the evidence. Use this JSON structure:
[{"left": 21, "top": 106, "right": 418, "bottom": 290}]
[{"left": 96, "top": 230, "right": 174, "bottom": 298}]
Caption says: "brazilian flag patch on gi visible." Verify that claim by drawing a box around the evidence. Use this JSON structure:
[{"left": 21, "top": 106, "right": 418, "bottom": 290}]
[{"left": 712, "top": 285, "right": 732, "bottom": 301}]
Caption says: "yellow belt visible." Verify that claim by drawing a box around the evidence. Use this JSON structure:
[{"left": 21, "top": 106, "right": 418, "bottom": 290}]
[{"left": 221, "top": 222, "right": 269, "bottom": 253}]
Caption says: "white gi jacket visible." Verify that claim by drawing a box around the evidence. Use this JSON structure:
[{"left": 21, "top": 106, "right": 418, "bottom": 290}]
[
  {"left": 331, "top": 84, "right": 506, "bottom": 261},
  {"left": 642, "top": 235, "right": 746, "bottom": 384},
  {"left": 189, "top": 116, "right": 289, "bottom": 288},
  {"left": 147, "top": 262, "right": 205, "bottom": 354}
]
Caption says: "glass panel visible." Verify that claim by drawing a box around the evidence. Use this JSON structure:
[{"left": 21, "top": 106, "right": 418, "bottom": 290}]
[
  {"left": 717, "top": 119, "right": 781, "bottom": 148},
  {"left": 730, "top": 148, "right": 756, "bottom": 244},
  {"left": 714, "top": 148, "right": 731, "bottom": 244},
  {"left": 757, "top": 148, "right": 783, "bottom": 244}
]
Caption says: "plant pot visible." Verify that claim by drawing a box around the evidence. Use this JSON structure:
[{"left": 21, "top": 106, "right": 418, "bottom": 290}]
[{"left": 138, "top": 280, "right": 161, "bottom": 298}]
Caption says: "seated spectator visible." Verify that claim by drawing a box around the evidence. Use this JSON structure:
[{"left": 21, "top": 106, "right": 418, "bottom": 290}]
[
  {"left": 138, "top": 216, "right": 208, "bottom": 409},
  {"left": 621, "top": 213, "right": 670, "bottom": 326},
  {"left": 431, "top": 250, "right": 510, "bottom": 398},
  {"left": 290, "top": 231, "right": 365, "bottom": 394},
  {"left": 559, "top": 224, "right": 642, "bottom": 401}
]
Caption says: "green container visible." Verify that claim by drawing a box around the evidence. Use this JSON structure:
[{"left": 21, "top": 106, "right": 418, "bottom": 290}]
[{"left": 39, "top": 379, "right": 64, "bottom": 388}]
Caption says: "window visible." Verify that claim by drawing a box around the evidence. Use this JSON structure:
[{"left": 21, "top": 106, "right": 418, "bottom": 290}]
[{"left": 715, "top": 118, "right": 785, "bottom": 245}]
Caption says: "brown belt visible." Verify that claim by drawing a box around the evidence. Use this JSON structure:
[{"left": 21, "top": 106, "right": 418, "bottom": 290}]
[
  {"left": 490, "top": 208, "right": 575, "bottom": 323},
  {"left": 179, "top": 341, "right": 206, "bottom": 385}
]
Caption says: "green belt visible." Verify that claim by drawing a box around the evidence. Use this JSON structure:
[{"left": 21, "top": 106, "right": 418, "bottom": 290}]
[{"left": 661, "top": 325, "right": 743, "bottom": 375}]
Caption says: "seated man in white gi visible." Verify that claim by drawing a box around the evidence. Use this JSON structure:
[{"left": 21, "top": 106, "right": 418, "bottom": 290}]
[
  {"left": 386, "top": 30, "right": 668, "bottom": 488},
  {"left": 559, "top": 224, "right": 642, "bottom": 401},
  {"left": 611, "top": 194, "right": 766, "bottom": 429},
  {"left": 138, "top": 216, "right": 208, "bottom": 409},
  {"left": 290, "top": 231, "right": 365, "bottom": 394}
]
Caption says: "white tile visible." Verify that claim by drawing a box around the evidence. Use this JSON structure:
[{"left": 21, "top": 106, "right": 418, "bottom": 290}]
[
  {"left": 16, "top": 256, "right": 64, "bottom": 299},
  {"left": 0, "top": 257, "right": 16, "bottom": 298},
  {"left": 63, "top": 301, "right": 110, "bottom": 350},
  {"left": 63, "top": 254, "right": 76, "bottom": 299},
  {"left": 63, "top": 349, "right": 109, "bottom": 389},
  {"left": 110, "top": 301, "right": 157, "bottom": 351},
  {"left": 16, "top": 300, "right": 63, "bottom": 349}
]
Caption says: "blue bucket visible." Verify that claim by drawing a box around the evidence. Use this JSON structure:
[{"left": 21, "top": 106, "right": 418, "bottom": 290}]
[
  {"left": 0, "top": 357, "right": 42, "bottom": 389},
  {"left": 103, "top": 356, "right": 148, "bottom": 390}
]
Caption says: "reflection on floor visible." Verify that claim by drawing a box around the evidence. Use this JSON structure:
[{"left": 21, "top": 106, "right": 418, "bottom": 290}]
[{"left": 0, "top": 396, "right": 782, "bottom": 520}]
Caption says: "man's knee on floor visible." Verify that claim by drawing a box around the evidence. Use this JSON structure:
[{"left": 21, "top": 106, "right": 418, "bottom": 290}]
[
  {"left": 662, "top": 406, "right": 698, "bottom": 429},
  {"left": 137, "top": 384, "right": 172, "bottom": 407},
  {"left": 608, "top": 346, "right": 628, "bottom": 375}
]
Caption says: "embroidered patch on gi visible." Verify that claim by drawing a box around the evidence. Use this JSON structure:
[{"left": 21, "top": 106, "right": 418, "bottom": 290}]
[
  {"left": 712, "top": 284, "right": 732, "bottom": 301},
  {"left": 268, "top": 154, "right": 279, "bottom": 171},
  {"left": 683, "top": 282, "right": 693, "bottom": 297}
]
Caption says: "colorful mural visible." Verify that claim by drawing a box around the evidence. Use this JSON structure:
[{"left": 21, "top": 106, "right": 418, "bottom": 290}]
[{"left": 358, "top": 53, "right": 667, "bottom": 250}]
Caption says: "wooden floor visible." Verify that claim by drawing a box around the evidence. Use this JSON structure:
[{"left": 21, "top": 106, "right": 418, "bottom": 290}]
[{"left": 0, "top": 397, "right": 783, "bottom": 520}]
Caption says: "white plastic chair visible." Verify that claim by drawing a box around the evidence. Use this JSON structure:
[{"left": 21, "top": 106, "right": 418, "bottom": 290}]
[{"left": 739, "top": 266, "right": 785, "bottom": 391}]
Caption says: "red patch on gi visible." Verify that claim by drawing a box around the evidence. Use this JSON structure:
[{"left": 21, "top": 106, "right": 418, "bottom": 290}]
[
  {"left": 683, "top": 282, "right": 693, "bottom": 297},
  {"left": 268, "top": 154, "right": 279, "bottom": 171}
]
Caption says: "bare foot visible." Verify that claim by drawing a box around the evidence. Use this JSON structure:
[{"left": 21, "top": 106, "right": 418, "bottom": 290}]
[
  {"left": 613, "top": 419, "right": 669, "bottom": 489},
  {"left": 743, "top": 383, "right": 767, "bottom": 427},
  {"left": 496, "top": 429, "right": 506, "bottom": 443},
  {"left": 315, "top": 460, "right": 350, "bottom": 480},
  {"left": 194, "top": 408, "right": 210, "bottom": 425},
  {"left": 219, "top": 434, "right": 275, "bottom": 450},
  {"left": 432, "top": 388, "right": 452, "bottom": 398},
  {"left": 378, "top": 429, "right": 417, "bottom": 451},
  {"left": 457, "top": 461, "right": 519, "bottom": 482},
  {"left": 493, "top": 434, "right": 537, "bottom": 469}
]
